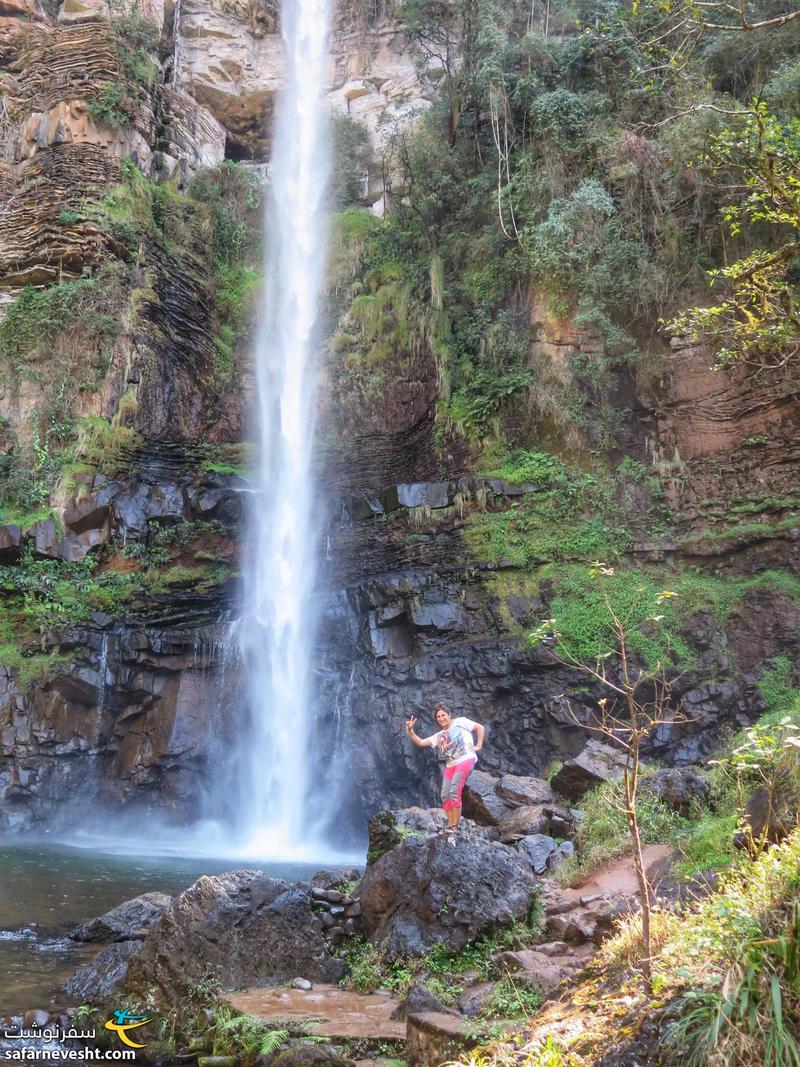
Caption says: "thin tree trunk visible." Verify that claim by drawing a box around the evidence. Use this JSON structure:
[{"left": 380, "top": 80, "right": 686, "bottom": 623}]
[{"left": 626, "top": 770, "right": 653, "bottom": 983}]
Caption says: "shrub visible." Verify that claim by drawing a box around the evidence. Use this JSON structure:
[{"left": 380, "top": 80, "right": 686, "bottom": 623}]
[
  {"left": 87, "top": 11, "right": 158, "bottom": 128},
  {"left": 559, "top": 779, "right": 689, "bottom": 884},
  {"left": 662, "top": 831, "right": 800, "bottom": 1067}
]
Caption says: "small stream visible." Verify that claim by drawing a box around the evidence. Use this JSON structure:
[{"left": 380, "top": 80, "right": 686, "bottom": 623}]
[{"left": 0, "top": 838, "right": 338, "bottom": 1019}]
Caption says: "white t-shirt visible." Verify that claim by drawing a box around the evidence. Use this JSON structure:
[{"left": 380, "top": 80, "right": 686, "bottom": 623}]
[{"left": 426, "top": 717, "right": 478, "bottom": 767}]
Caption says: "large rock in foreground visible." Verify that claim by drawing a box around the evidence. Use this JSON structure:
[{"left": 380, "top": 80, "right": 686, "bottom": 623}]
[
  {"left": 360, "top": 832, "right": 538, "bottom": 958},
  {"left": 123, "top": 871, "right": 345, "bottom": 1005}
]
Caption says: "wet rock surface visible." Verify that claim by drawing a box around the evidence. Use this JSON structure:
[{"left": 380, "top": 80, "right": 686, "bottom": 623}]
[
  {"left": 71, "top": 892, "right": 172, "bottom": 942},
  {"left": 123, "top": 871, "right": 346, "bottom": 1004},
  {"left": 63, "top": 940, "right": 143, "bottom": 1000}
]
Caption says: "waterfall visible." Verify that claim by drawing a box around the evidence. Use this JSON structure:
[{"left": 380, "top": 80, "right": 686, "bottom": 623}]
[{"left": 237, "top": 0, "right": 333, "bottom": 857}]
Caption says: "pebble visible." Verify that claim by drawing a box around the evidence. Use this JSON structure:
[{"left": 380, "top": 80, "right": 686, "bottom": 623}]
[{"left": 291, "top": 978, "right": 313, "bottom": 991}]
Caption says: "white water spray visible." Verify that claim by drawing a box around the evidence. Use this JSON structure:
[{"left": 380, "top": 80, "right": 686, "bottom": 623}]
[{"left": 237, "top": 0, "right": 333, "bottom": 857}]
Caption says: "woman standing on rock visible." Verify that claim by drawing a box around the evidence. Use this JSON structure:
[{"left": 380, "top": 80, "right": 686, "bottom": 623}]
[{"left": 405, "top": 703, "right": 485, "bottom": 833}]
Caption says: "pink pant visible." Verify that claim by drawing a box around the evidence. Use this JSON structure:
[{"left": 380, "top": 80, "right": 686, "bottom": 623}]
[{"left": 441, "top": 758, "right": 476, "bottom": 811}]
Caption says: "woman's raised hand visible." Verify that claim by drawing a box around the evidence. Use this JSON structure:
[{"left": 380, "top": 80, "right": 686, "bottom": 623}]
[{"left": 405, "top": 716, "right": 417, "bottom": 733}]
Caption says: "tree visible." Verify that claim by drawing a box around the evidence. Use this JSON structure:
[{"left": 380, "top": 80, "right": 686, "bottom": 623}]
[
  {"left": 666, "top": 102, "right": 800, "bottom": 371},
  {"left": 637, "top": 0, "right": 800, "bottom": 34},
  {"left": 531, "top": 563, "right": 685, "bottom": 985}
]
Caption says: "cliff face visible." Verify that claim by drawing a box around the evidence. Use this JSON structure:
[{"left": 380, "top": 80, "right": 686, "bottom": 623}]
[{"left": 1, "top": 0, "right": 799, "bottom": 838}]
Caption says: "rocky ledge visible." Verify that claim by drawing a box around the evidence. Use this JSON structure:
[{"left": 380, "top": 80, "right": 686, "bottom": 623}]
[{"left": 46, "top": 783, "right": 689, "bottom": 1066}]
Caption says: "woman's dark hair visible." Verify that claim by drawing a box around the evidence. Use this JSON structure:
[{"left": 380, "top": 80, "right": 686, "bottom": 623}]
[{"left": 433, "top": 702, "right": 451, "bottom": 717}]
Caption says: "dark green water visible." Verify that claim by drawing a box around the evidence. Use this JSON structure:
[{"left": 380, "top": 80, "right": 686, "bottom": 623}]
[{"left": 0, "top": 838, "right": 336, "bottom": 1019}]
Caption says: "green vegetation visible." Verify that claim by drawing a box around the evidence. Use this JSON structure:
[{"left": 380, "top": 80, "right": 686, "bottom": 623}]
[
  {"left": 322, "top": 0, "right": 800, "bottom": 467},
  {"left": 87, "top": 9, "right": 159, "bottom": 128},
  {"left": 206, "top": 1007, "right": 290, "bottom": 1063},
  {"left": 532, "top": 566, "right": 800, "bottom": 668},
  {"left": 757, "top": 654, "right": 800, "bottom": 717},
  {"left": 672, "top": 812, "right": 739, "bottom": 877},
  {"left": 558, "top": 779, "right": 689, "bottom": 884},
  {"left": 91, "top": 160, "right": 186, "bottom": 250},
  {"left": 667, "top": 104, "right": 800, "bottom": 372},
  {"left": 0, "top": 524, "right": 232, "bottom": 663},
  {"left": 478, "top": 976, "right": 543, "bottom": 1021},
  {"left": 465, "top": 450, "right": 668, "bottom": 571},
  {"left": 0, "top": 267, "right": 124, "bottom": 378},
  {"left": 331, "top": 113, "right": 372, "bottom": 208},
  {"left": 0, "top": 258, "right": 135, "bottom": 509},
  {"left": 0, "top": 618, "right": 72, "bottom": 687},
  {"left": 340, "top": 911, "right": 542, "bottom": 1005},
  {"left": 647, "top": 831, "right": 800, "bottom": 1067},
  {"left": 188, "top": 163, "right": 264, "bottom": 383}
]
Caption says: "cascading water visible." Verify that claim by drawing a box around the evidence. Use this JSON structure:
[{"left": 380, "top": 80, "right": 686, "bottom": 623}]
[{"left": 237, "top": 0, "right": 334, "bottom": 857}]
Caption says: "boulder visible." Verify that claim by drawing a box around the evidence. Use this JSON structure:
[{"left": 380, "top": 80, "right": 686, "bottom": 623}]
[
  {"left": 406, "top": 1012, "right": 476, "bottom": 1067},
  {"left": 494, "top": 942, "right": 593, "bottom": 994},
  {"left": 22, "top": 1011, "right": 51, "bottom": 1029},
  {"left": 403, "top": 981, "right": 455, "bottom": 1018},
  {"left": 548, "top": 841, "right": 575, "bottom": 873},
  {"left": 359, "top": 833, "right": 538, "bottom": 958},
  {"left": 123, "top": 871, "right": 345, "bottom": 1004},
  {"left": 63, "top": 940, "right": 143, "bottom": 1000},
  {"left": 551, "top": 740, "right": 628, "bottom": 801},
  {"left": 498, "top": 805, "right": 550, "bottom": 842},
  {"left": 71, "top": 892, "right": 172, "bottom": 942},
  {"left": 311, "top": 868, "right": 361, "bottom": 890},
  {"left": 0, "top": 523, "right": 22, "bottom": 561},
  {"left": 517, "top": 834, "right": 558, "bottom": 874},
  {"left": 367, "top": 807, "right": 448, "bottom": 863},
  {"left": 367, "top": 809, "right": 495, "bottom": 864},
  {"left": 457, "top": 982, "right": 496, "bottom": 1016},
  {"left": 543, "top": 886, "right": 629, "bottom": 946},
  {"left": 462, "top": 770, "right": 513, "bottom": 826},
  {"left": 497, "top": 774, "right": 556, "bottom": 808},
  {"left": 739, "top": 784, "right": 795, "bottom": 849},
  {"left": 33, "top": 518, "right": 60, "bottom": 558},
  {"left": 641, "top": 768, "right": 708, "bottom": 817}
]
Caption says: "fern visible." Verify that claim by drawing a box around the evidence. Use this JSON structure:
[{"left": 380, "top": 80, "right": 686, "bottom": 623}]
[{"left": 257, "top": 1029, "right": 289, "bottom": 1057}]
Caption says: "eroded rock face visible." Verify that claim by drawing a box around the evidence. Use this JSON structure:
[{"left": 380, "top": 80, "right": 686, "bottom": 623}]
[
  {"left": 0, "top": 606, "right": 242, "bottom": 832},
  {"left": 653, "top": 338, "right": 800, "bottom": 539},
  {"left": 124, "top": 871, "right": 346, "bottom": 1005},
  {"left": 172, "top": 0, "right": 442, "bottom": 167},
  {"left": 359, "top": 832, "right": 538, "bottom": 958}
]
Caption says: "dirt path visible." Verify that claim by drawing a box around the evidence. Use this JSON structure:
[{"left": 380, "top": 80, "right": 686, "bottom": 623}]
[{"left": 225, "top": 984, "right": 405, "bottom": 1040}]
